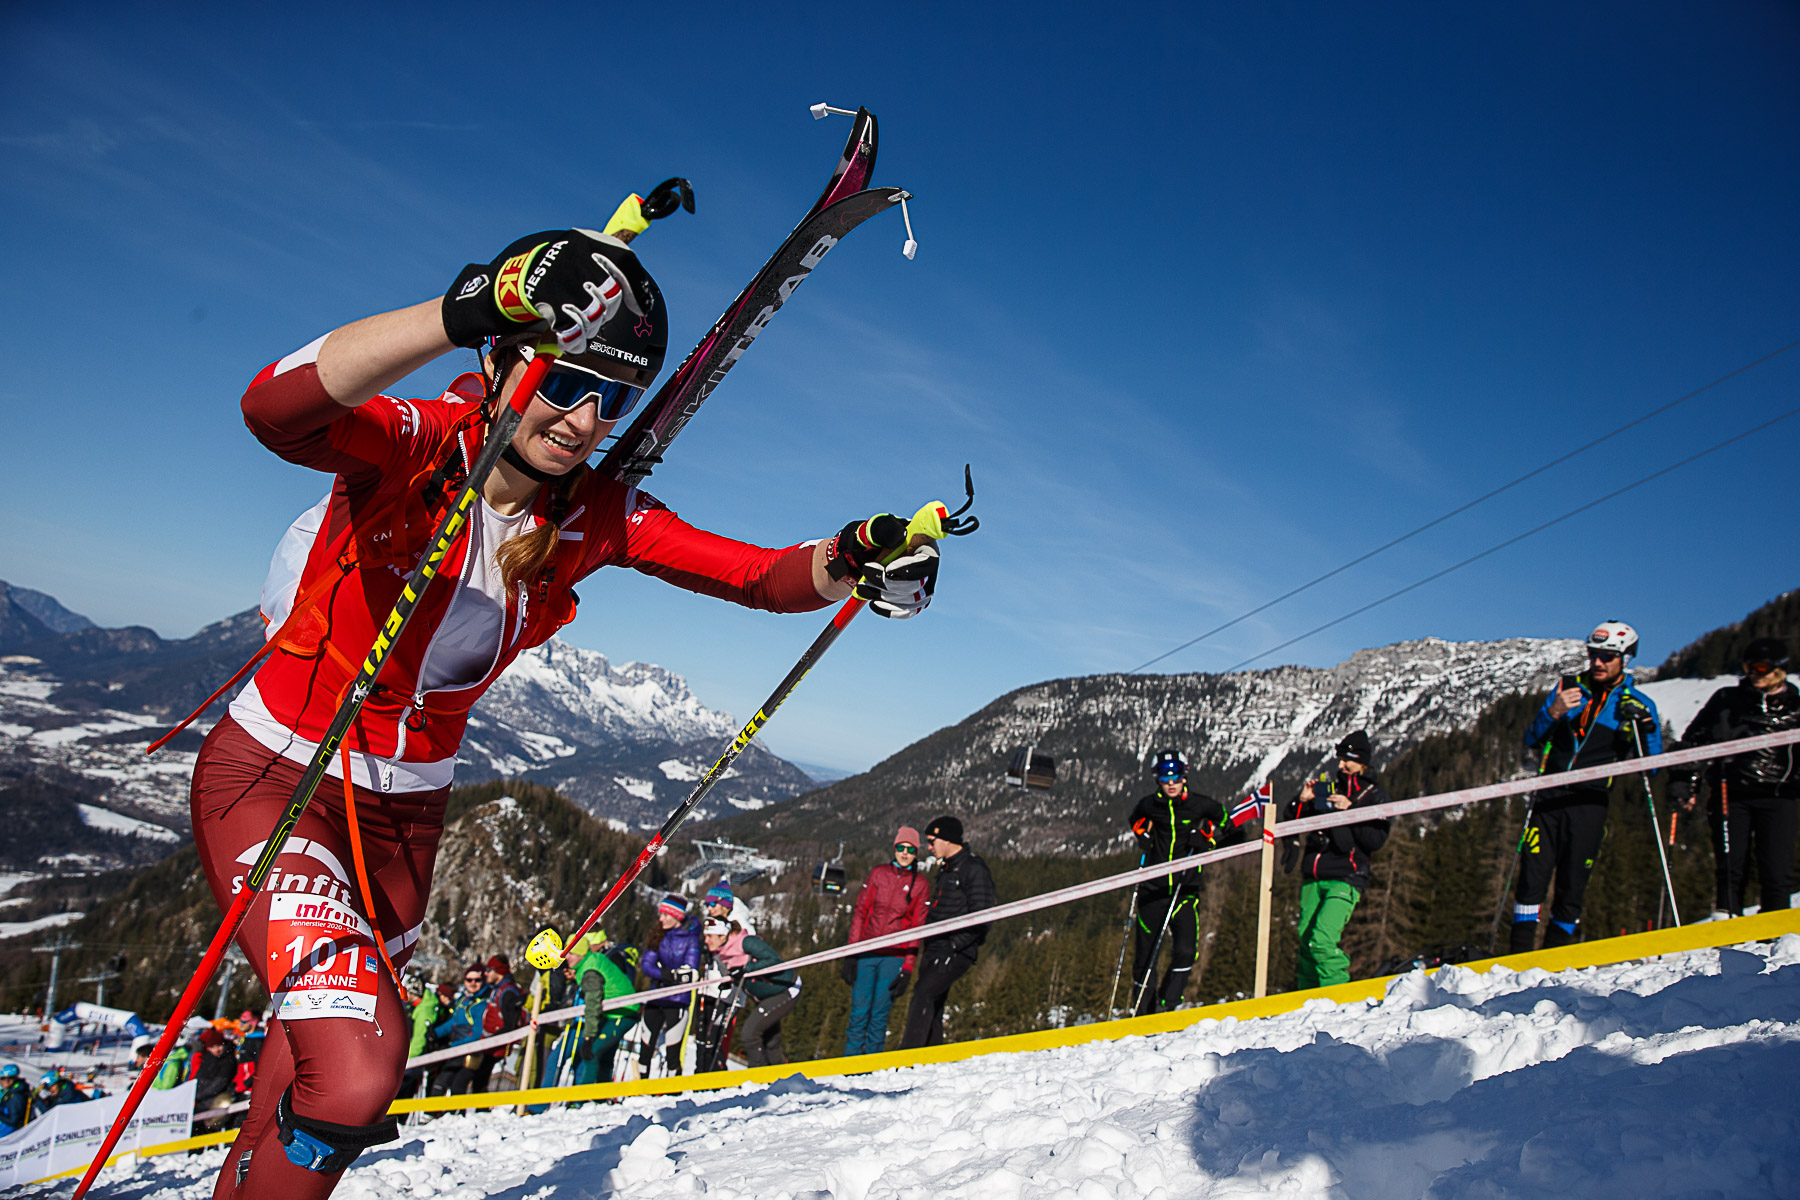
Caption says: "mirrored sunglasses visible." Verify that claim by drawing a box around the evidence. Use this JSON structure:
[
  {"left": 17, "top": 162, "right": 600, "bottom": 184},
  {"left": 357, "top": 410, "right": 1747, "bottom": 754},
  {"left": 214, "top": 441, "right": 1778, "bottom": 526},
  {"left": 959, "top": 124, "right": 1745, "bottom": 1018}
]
[
  {"left": 894, "top": 843, "right": 918, "bottom": 854},
  {"left": 1745, "top": 661, "right": 1779, "bottom": 676},
  {"left": 1587, "top": 649, "right": 1622, "bottom": 662},
  {"left": 520, "top": 348, "right": 646, "bottom": 420}
]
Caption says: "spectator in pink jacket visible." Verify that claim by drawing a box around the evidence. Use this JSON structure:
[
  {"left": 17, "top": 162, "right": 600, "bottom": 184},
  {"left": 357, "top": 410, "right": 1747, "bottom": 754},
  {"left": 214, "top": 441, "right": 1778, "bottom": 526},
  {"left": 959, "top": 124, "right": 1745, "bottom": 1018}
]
[{"left": 841, "top": 825, "right": 932, "bottom": 1055}]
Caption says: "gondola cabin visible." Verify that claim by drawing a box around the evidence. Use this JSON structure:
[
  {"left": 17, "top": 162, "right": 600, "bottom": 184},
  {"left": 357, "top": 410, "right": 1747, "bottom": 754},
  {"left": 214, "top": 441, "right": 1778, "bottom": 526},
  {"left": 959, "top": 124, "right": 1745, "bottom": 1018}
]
[{"left": 1005, "top": 744, "right": 1056, "bottom": 789}]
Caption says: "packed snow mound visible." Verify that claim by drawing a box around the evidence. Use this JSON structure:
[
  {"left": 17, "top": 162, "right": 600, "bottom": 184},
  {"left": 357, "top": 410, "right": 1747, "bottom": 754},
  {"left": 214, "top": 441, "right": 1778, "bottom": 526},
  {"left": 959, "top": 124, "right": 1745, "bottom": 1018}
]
[{"left": 93, "top": 938, "right": 1800, "bottom": 1199}]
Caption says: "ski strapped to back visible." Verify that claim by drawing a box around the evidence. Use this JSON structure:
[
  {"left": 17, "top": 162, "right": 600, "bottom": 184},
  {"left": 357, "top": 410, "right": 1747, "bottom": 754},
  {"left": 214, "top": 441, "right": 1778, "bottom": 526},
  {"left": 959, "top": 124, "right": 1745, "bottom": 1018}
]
[{"left": 598, "top": 106, "right": 909, "bottom": 486}]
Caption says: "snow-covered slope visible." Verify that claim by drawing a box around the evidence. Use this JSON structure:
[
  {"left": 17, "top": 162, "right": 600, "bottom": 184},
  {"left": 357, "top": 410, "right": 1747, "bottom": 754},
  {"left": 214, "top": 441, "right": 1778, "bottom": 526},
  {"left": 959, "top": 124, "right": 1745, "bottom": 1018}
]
[
  {"left": 104, "top": 936, "right": 1800, "bottom": 1199},
  {"left": 1638, "top": 673, "right": 1738, "bottom": 741}
]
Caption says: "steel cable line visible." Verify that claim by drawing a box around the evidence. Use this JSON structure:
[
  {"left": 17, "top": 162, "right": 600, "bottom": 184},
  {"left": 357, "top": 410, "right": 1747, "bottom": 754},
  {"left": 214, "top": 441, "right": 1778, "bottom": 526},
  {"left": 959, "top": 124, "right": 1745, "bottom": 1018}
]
[
  {"left": 1125, "top": 337, "right": 1800, "bottom": 674},
  {"left": 1214, "top": 402, "right": 1800, "bottom": 674}
]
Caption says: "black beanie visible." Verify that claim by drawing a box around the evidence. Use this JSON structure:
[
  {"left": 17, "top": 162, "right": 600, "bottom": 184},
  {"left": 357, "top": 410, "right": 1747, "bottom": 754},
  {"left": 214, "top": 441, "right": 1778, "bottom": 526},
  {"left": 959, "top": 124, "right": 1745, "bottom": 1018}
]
[
  {"left": 1335, "top": 729, "right": 1372, "bottom": 765},
  {"left": 925, "top": 815, "right": 964, "bottom": 845},
  {"left": 1743, "top": 637, "right": 1789, "bottom": 668}
]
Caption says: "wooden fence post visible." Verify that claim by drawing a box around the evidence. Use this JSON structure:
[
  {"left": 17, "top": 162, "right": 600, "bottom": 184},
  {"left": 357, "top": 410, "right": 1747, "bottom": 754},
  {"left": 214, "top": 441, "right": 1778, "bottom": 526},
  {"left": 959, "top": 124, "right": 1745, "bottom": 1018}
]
[
  {"left": 1254, "top": 802, "right": 1277, "bottom": 999},
  {"left": 516, "top": 972, "right": 544, "bottom": 1115}
]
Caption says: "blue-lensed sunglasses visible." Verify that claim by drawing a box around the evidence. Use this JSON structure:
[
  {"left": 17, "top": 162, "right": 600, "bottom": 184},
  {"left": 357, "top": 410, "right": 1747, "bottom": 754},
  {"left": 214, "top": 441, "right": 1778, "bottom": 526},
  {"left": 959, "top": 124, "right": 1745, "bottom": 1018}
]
[
  {"left": 519, "top": 348, "right": 645, "bottom": 421},
  {"left": 539, "top": 362, "right": 645, "bottom": 421}
]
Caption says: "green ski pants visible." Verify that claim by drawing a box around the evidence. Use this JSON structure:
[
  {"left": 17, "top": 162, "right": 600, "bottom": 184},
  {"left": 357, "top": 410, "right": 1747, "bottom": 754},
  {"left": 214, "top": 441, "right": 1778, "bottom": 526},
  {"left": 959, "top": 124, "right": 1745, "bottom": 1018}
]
[{"left": 1296, "top": 879, "right": 1361, "bottom": 989}]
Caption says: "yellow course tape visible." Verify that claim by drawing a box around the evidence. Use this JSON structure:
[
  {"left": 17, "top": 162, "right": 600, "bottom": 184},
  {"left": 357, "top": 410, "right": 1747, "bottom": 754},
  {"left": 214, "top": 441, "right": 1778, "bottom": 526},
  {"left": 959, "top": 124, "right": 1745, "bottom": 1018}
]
[
  {"left": 60, "top": 908, "right": 1799, "bottom": 1181},
  {"left": 394, "top": 907, "right": 1800, "bottom": 1113}
]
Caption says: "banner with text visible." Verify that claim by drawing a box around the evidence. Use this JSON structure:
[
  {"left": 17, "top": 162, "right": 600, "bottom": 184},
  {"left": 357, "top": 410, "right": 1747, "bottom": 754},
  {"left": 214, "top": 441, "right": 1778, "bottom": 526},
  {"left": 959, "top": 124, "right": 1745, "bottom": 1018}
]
[{"left": 0, "top": 1079, "right": 194, "bottom": 1188}]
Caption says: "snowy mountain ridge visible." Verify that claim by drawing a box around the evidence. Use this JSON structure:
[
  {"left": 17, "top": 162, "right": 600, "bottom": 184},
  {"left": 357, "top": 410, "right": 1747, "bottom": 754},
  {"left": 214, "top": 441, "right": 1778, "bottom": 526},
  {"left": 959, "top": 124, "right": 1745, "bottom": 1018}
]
[
  {"left": 0, "top": 587, "right": 815, "bottom": 871},
  {"left": 712, "top": 635, "right": 1595, "bottom": 855},
  {"left": 459, "top": 639, "right": 736, "bottom": 776}
]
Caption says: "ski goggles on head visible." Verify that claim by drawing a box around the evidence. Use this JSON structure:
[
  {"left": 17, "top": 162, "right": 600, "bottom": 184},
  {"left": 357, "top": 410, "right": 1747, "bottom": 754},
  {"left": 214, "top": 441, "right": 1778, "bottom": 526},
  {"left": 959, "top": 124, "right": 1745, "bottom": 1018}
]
[{"left": 518, "top": 347, "right": 646, "bottom": 421}]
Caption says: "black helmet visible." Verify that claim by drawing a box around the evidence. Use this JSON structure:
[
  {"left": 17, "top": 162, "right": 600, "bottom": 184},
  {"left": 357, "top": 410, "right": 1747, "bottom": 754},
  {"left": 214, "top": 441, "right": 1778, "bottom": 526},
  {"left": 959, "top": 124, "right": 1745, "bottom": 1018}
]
[
  {"left": 1742, "top": 637, "right": 1789, "bottom": 669},
  {"left": 1152, "top": 749, "right": 1188, "bottom": 779},
  {"left": 564, "top": 230, "right": 667, "bottom": 390},
  {"left": 494, "top": 230, "right": 667, "bottom": 391}
]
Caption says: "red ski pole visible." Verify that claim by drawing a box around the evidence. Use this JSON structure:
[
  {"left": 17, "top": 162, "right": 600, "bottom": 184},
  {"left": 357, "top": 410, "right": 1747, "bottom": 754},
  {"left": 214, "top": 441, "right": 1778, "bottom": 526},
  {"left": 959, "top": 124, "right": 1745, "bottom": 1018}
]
[{"left": 72, "top": 348, "right": 557, "bottom": 1198}]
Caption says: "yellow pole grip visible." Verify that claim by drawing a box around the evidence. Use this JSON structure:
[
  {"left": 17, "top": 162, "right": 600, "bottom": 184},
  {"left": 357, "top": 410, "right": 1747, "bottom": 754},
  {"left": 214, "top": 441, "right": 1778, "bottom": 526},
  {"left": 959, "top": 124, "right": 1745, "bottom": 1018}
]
[{"left": 603, "top": 194, "right": 651, "bottom": 242}]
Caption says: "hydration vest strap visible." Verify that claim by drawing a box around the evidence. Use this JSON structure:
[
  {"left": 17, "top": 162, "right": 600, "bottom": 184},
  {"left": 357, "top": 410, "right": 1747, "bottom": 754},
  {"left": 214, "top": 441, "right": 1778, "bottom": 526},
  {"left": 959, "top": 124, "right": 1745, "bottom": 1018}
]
[
  {"left": 146, "top": 411, "right": 481, "bottom": 756},
  {"left": 339, "top": 730, "right": 401, "bottom": 991}
]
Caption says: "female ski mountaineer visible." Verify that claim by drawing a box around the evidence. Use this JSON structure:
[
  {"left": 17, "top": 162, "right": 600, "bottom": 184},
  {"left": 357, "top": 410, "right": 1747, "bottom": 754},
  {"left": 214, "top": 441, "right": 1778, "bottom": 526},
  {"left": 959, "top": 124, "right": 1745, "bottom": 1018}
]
[{"left": 189, "top": 221, "right": 943, "bottom": 1200}]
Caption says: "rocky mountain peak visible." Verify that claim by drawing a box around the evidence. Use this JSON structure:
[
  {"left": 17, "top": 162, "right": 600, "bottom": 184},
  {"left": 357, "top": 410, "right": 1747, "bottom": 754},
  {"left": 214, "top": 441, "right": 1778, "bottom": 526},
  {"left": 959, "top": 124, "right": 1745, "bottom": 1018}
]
[{"left": 706, "top": 635, "right": 1585, "bottom": 857}]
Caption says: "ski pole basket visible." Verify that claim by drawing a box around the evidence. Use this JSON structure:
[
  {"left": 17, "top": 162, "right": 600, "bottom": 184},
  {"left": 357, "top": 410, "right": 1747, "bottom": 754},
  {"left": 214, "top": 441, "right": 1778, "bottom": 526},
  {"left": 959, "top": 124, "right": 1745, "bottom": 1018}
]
[{"left": 1005, "top": 744, "right": 1056, "bottom": 790}]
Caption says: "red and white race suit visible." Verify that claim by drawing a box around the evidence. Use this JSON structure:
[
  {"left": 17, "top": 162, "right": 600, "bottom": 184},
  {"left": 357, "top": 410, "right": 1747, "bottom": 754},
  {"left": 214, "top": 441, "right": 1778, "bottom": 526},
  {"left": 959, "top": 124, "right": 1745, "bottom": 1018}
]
[{"left": 196, "top": 339, "right": 828, "bottom": 1200}]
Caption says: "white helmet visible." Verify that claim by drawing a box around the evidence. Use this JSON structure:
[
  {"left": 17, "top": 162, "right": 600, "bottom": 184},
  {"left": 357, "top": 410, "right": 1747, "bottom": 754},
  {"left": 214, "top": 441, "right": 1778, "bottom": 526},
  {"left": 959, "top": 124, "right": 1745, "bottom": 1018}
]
[{"left": 1587, "top": 620, "right": 1639, "bottom": 659}]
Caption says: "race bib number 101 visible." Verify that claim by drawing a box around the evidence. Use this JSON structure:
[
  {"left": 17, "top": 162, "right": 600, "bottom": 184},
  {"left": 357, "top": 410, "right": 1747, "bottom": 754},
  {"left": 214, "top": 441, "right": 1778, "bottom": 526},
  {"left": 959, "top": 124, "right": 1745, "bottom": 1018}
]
[{"left": 268, "top": 891, "right": 381, "bottom": 1022}]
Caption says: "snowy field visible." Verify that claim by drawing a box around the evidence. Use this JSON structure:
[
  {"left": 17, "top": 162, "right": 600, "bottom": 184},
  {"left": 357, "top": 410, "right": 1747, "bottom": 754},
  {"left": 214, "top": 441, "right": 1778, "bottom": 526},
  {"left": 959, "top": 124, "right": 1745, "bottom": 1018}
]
[{"left": 61, "top": 935, "right": 1800, "bottom": 1200}]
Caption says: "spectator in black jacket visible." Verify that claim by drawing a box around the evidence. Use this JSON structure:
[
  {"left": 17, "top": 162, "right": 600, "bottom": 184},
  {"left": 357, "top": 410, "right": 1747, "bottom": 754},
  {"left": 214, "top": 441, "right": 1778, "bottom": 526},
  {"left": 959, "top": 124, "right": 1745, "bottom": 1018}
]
[
  {"left": 1282, "top": 730, "right": 1392, "bottom": 988},
  {"left": 1128, "top": 749, "right": 1238, "bottom": 1014},
  {"left": 1669, "top": 637, "right": 1799, "bottom": 916},
  {"left": 900, "top": 815, "right": 998, "bottom": 1049},
  {"left": 193, "top": 1026, "right": 238, "bottom": 1114}
]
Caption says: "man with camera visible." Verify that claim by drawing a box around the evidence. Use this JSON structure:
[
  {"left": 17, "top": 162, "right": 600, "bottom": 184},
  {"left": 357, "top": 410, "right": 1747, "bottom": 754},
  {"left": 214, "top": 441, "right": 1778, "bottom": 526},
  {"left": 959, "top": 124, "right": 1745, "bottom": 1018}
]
[
  {"left": 1669, "top": 636, "right": 1798, "bottom": 917},
  {"left": 1511, "top": 620, "right": 1662, "bottom": 953}
]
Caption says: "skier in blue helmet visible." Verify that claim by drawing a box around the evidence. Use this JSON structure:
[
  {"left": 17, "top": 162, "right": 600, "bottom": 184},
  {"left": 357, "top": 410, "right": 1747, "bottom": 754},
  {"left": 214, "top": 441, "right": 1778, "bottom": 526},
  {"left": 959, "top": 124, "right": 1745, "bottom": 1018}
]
[{"left": 1127, "top": 749, "right": 1237, "bottom": 1014}]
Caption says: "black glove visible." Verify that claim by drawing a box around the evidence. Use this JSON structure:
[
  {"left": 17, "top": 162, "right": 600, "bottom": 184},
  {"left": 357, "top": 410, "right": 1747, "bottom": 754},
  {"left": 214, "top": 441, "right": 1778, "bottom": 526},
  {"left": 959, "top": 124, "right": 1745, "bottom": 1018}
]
[
  {"left": 1280, "top": 839, "right": 1300, "bottom": 875},
  {"left": 1667, "top": 777, "right": 1696, "bottom": 810},
  {"left": 574, "top": 1037, "right": 594, "bottom": 1063},
  {"left": 441, "top": 229, "right": 650, "bottom": 352},
  {"left": 838, "top": 957, "right": 858, "bottom": 986},
  {"left": 889, "top": 969, "right": 912, "bottom": 999},
  {"left": 1616, "top": 696, "right": 1658, "bottom": 749},
  {"left": 825, "top": 515, "right": 908, "bottom": 582},
  {"left": 729, "top": 966, "right": 746, "bottom": 986}
]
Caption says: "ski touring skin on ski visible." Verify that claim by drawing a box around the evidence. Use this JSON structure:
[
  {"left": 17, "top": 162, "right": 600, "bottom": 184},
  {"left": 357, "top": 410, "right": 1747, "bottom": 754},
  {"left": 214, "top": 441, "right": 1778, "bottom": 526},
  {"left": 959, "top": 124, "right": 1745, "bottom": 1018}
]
[
  {"left": 527, "top": 475, "right": 980, "bottom": 975},
  {"left": 599, "top": 106, "right": 908, "bottom": 486}
]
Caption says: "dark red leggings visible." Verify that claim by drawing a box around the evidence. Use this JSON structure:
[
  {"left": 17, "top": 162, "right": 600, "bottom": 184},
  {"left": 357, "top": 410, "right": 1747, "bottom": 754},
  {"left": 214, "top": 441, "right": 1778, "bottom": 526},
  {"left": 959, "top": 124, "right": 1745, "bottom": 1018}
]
[{"left": 191, "top": 717, "right": 445, "bottom": 1200}]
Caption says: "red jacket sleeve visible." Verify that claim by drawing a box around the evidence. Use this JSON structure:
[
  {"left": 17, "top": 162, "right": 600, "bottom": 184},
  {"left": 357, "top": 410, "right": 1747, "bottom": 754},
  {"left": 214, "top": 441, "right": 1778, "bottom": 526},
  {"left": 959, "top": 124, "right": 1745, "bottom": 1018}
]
[
  {"left": 613, "top": 491, "right": 828, "bottom": 614},
  {"left": 241, "top": 340, "right": 449, "bottom": 481},
  {"left": 849, "top": 869, "right": 877, "bottom": 945}
]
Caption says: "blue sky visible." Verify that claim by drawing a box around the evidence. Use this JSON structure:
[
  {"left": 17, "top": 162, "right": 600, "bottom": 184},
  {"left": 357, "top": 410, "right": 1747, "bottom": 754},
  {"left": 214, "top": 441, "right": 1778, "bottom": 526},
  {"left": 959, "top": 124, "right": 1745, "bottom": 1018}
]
[{"left": 3, "top": 4, "right": 1797, "bottom": 773}]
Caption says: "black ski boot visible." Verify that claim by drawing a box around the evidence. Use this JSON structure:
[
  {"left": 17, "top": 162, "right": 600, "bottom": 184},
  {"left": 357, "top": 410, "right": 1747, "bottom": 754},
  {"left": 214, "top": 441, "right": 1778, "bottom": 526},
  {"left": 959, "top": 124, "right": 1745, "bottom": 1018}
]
[{"left": 1508, "top": 919, "right": 1538, "bottom": 955}]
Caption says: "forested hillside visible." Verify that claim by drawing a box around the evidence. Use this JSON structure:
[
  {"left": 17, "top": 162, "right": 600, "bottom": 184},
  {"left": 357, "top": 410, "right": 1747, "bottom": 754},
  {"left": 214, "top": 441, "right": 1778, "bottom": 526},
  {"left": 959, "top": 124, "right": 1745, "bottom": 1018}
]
[{"left": 1658, "top": 588, "right": 1798, "bottom": 679}]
